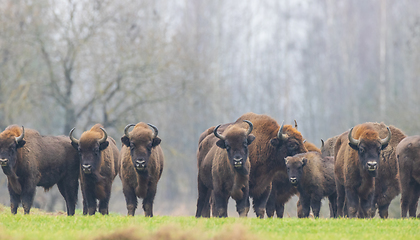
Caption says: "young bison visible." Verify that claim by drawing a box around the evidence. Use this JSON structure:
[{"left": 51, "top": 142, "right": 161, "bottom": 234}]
[
  {"left": 285, "top": 152, "right": 336, "bottom": 218},
  {"left": 119, "top": 123, "right": 164, "bottom": 217},
  {"left": 396, "top": 135, "right": 420, "bottom": 218},
  {"left": 70, "top": 124, "right": 119, "bottom": 215}
]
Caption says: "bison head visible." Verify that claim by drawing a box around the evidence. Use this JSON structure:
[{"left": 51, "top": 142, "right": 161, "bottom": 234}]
[
  {"left": 69, "top": 125, "right": 109, "bottom": 175},
  {"left": 270, "top": 121, "right": 307, "bottom": 160},
  {"left": 121, "top": 123, "right": 161, "bottom": 174},
  {"left": 348, "top": 126, "right": 391, "bottom": 177},
  {"left": 214, "top": 120, "right": 255, "bottom": 174},
  {"left": 284, "top": 154, "right": 307, "bottom": 187},
  {"left": 0, "top": 125, "right": 25, "bottom": 169}
]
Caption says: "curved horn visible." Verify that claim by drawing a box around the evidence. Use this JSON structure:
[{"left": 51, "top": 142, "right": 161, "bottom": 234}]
[
  {"left": 99, "top": 127, "right": 108, "bottom": 144},
  {"left": 321, "top": 139, "right": 324, "bottom": 148},
  {"left": 294, "top": 120, "right": 298, "bottom": 130},
  {"left": 69, "top": 128, "right": 79, "bottom": 145},
  {"left": 15, "top": 126, "right": 25, "bottom": 143},
  {"left": 348, "top": 127, "right": 360, "bottom": 146},
  {"left": 147, "top": 123, "right": 159, "bottom": 138},
  {"left": 303, "top": 139, "right": 307, "bottom": 143},
  {"left": 380, "top": 127, "right": 392, "bottom": 146},
  {"left": 213, "top": 124, "right": 225, "bottom": 141},
  {"left": 243, "top": 120, "right": 253, "bottom": 136},
  {"left": 277, "top": 121, "right": 288, "bottom": 141},
  {"left": 124, "top": 124, "right": 136, "bottom": 138}
]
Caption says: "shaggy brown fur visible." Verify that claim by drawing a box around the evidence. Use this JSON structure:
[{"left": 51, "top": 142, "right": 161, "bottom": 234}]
[
  {"left": 334, "top": 122, "right": 395, "bottom": 218},
  {"left": 396, "top": 135, "right": 420, "bottom": 218},
  {"left": 285, "top": 152, "right": 336, "bottom": 218},
  {"left": 71, "top": 124, "right": 119, "bottom": 215},
  {"left": 321, "top": 136, "right": 339, "bottom": 157},
  {"left": 120, "top": 122, "right": 164, "bottom": 217},
  {"left": 0, "top": 125, "right": 79, "bottom": 215},
  {"left": 304, "top": 141, "right": 321, "bottom": 153},
  {"left": 235, "top": 113, "right": 307, "bottom": 218},
  {"left": 196, "top": 121, "right": 254, "bottom": 217}
]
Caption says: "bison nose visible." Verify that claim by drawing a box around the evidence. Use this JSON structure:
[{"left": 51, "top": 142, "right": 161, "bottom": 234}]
[
  {"left": 0, "top": 159, "right": 8, "bottom": 167},
  {"left": 367, "top": 162, "right": 377, "bottom": 171},
  {"left": 135, "top": 160, "right": 146, "bottom": 169},
  {"left": 290, "top": 177, "right": 298, "bottom": 185},
  {"left": 82, "top": 164, "right": 92, "bottom": 174},
  {"left": 233, "top": 157, "right": 243, "bottom": 168}
]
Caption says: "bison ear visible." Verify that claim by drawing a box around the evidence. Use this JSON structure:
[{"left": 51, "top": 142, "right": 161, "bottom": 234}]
[
  {"left": 121, "top": 136, "right": 130, "bottom": 147},
  {"left": 270, "top": 138, "right": 280, "bottom": 147},
  {"left": 348, "top": 142, "right": 358, "bottom": 151},
  {"left": 152, "top": 137, "right": 161, "bottom": 147},
  {"left": 216, "top": 139, "right": 226, "bottom": 149},
  {"left": 284, "top": 157, "right": 289, "bottom": 165},
  {"left": 16, "top": 140, "right": 26, "bottom": 149},
  {"left": 301, "top": 158, "right": 307, "bottom": 167},
  {"left": 381, "top": 143, "right": 389, "bottom": 150},
  {"left": 247, "top": 134, "right": 256, "bottom": 145},
  {"left": 99, "top": 141, "right": 109, "bottom": 151}
]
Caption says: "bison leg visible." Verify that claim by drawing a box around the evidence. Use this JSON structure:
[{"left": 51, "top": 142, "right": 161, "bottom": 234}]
[
  {"left": 298, "top": 195, "right": 311, "bottom": 218},
  {"left": 142, "top": 184, "right": 157, "bottom": 217},
  {"left": 265, "top": 187, "right": 276, "bottom": 218},
  {"left": 196, "top": 179, "right": 211, "bottom": 218},
  {"left": 345, "top": 187, "right": 360, "bottom": 218},
  {"left": 336, "top": 183, "right": 346, "bottom": 217},
  {"left": 253, "top": 186, "right": 271, "bottom": 218},
  {"left": 8, "top": 183, "right": 20, "bottom": 214},
  {"left": 82, "top": 187, "right": 97, "bottom": 215},
  {"left": 235, "top": 185, "right": 250, "bottom": 217},
  {"left": 328, "top": 192, "right": 337, "bottom": 218},
  {"left": 213, "top": 190, "right": 229, "bottom": 218},
  {"left": 123, "top": 186, "right": 138, "bottom": 216},
  {"left": 359, "top": 192, "right": 374, "bottom": 219},
  {"left": 57, "top": 178, "right": 78, "bottom": 216},
  {"left": 310, "top": 196, "right": 322, "bottom": 218},
  {"left": 408, "top": 185, "right": 420, "bottom": 218},
  {"left": 21, "top": 185, "right": 36, "bottom": 214}
]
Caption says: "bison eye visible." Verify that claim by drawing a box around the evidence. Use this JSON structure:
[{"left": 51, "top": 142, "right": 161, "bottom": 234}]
[
  {"left": 226, "top": 145, "right": 231, "bottom": 151},
  {"left": 359, "top": 148, "right": 365, "bottom": 154}
]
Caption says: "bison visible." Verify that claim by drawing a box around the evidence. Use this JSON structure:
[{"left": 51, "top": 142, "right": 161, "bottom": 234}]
[
  {"left": 285, "top": 152, "right": 336, "bottom": 218},
  {"left": 0, "top": 125, "right": 79, "bottom": 215},
  {"left": 321, "top": 136, "right": 339, "bottom": 158},
  {"left": 119, "top": 123, "right": 164, "bottom": 217},
  {"left": 69, "top": 124, "right": 119, "bottom": 215},
  {"left": 304, "top": 140, "right": 321, "bottom": 154},
  {"left": 396, "top": 135, "right": 420, "bottom": 218},
  {"left": 196, "top": 120, "right": 255, "bottom": 217},
  {"left": 334, "top": 123, "right": 392, "bottom": 218}
]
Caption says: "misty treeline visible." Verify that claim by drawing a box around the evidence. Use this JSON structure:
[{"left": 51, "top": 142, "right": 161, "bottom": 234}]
[{"left": 0, "top": 0, "right": 419, "bottom": 217}]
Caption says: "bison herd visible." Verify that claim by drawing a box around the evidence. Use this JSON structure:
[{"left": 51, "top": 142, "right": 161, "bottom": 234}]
[{"left": 1, "top": 112, "right": 420, "bottom": 218}]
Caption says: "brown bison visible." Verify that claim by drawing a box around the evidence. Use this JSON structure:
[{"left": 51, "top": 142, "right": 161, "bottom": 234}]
[
  {"left": 0, "top": 125, "right": 79, "bottom": 215},
  {"left": 321, "top": 136, "right": 339, "bottom": 157},
  {"left": 285, "top": 152, "right": 336, "bottom": 218},
  {"left": 334, "top": 123, "right": 392, "bottom": 218},
  {"left": 235, "top": 113, "right": 307, "bottom": 218},
  {"left": 304, "top": 140, "right": 321, "bottom": 153},
  {"left": 196, "top": 120, "right": 255, "bottom": 217},
  {"left": 69, "top": 124, "right": 119, "bottom": 215},
  {"left": 396, "top": 135, "right": 420, "bottom": 218},
  {"left": 119, "top": 123, "right": 164, "bottom": 217}
]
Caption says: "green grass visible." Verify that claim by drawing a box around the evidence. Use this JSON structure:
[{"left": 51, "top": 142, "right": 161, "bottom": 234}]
[{"left": 0, "top": 205, "right": 419, "bottom": 240}]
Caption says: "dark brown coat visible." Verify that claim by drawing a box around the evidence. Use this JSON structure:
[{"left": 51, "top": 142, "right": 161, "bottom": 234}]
[
  {"left": 396, "top": 135, "right": 420, "bottom": 218},
  {"left": 0, "top": 125, "right": 79, "bottom": 215},
  {"left": 70, "top": 124, "right": 119, "bottom": 215},
  {"left": 119, "top": 122, "right": 164, "bottom": 217},
  {"left": 285, "top": 152, "right": 336, "bottom": 218},
  {"left": 196, "top": 121, "right": 255, "bottom": 217},
  {"left": 334, "top": 122, "right": 392, "bottom": 218},
  {"left": 235, "top": 113, "right": 307, "bottom": 218}
]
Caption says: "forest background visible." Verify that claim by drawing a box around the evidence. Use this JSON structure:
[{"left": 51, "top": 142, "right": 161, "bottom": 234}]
[{"left": 1, "top": 0, "right": 419, "bottom": 217}]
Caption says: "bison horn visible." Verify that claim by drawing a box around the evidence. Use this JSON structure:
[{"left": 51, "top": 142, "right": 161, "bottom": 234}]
[
  {"left": 15, "top": 126, "right": 25, "bottom": 144},
  {"left": 380, "top": 127, "right": 392, "bottom": 146},
  {"left": 147, "top": 123, "right": 159, "bottom": 138},
  {"left": 277, "top": 121, "right": 288, "bottom": 141},
  {"left": 321, "top": 139, "right": 324, "bottom": 148},
  {"left": 214, "top": 124, "right": 225, "bottom": 141},
  {"left": 99, "top": 127, "right": 108, "bottom": 144},
  {"left": 348, "top": 127, "right": 360, "bottom": 146},
  {"left": 124, "top": 124, "right": 136, "bottom": 138},
  {"left": 69, "top": 128, "right": 79, "bottom": 145},
  {"left": 243, "top": 120, "right": 253, "bottom": 136},
  {"left": 294, "top": 120, "right": 298, "bottom": 130}
]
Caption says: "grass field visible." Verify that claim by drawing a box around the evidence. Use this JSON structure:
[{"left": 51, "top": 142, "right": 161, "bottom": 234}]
[{"left": 0, "top": 205, "right": 419, "bottom": 240}]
